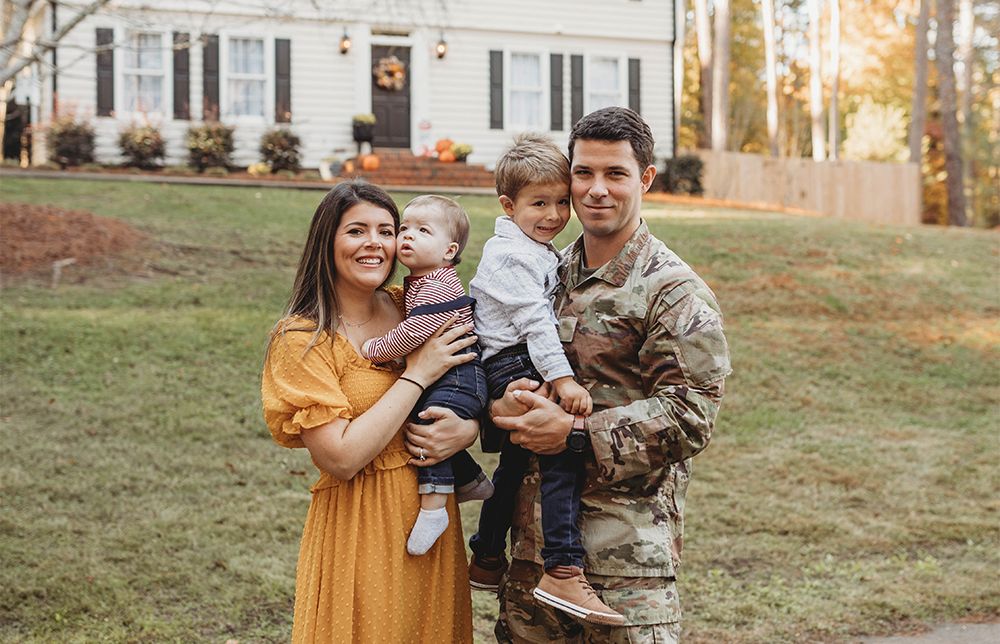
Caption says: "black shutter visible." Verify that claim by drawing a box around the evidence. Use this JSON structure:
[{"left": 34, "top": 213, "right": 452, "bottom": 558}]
[
  {"left": 96, "top": 28, "right": 114, "bottom": 116},
  {"left": 275, "top": 38, "right": 291, "bottom": 123},
  {"left": 202, "top": 34, "right": 219, "bottom": 120},
  {"left": 628, "top": 58, "right": 641, "bottom": 114},
  {"left": 570, "top": 55, "right": 583, "bottom": 125},
  {"left": 550, "top": 54, "right": 563, "bottom": 131},
  {"left": 489, "top": 50, "right": 503, "bottom": 129},
  {"left": 173, "top": 32, "right": 190, "bottom": 120}
]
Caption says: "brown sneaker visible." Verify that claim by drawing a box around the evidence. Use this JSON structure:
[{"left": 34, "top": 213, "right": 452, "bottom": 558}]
[
  {"left": 532, "top": 567, "right": 626, "bottom": 627},
  {"left": 468, "top": 554, "right": 508, "bottom": 591}
]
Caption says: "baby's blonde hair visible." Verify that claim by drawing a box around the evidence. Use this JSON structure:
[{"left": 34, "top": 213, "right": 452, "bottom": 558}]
[
  {"left": 494, "top": 134, "right": 570, "bottom": 201},
  {"left": 403, "top": 195, "right": 471, "bottom": 265}
]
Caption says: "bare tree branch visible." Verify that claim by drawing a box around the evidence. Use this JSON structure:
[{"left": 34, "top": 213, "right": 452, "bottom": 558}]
[{"left": 1, "top": 0, "right": 114, "bottom": 86}]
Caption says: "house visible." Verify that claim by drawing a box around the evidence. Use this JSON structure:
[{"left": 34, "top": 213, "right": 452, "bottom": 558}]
[{"left": 16, "top": 0, "right": 683, "bottom": 169}]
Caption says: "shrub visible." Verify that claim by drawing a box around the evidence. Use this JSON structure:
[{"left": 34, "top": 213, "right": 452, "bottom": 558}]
[
  {"left": 247, "top": 162, "right": 271, "bottom": 177},
  {"left": 259, "top": 128, "right": 301, "bottom": 172},
  {"left": 661, "top": 155, "right": 704, "bottom": 195},
  {"left": 118, "top": 124, "right": 166, "bottom": 168},
  {"left": 203, "top": 166, "right": 229, "bottom": 177},
  {"left": 46, "top": 115, "right": 95, "bottom": 168},
  {"left": 186, "top": 123, "right": 235, "bottom": 170}
]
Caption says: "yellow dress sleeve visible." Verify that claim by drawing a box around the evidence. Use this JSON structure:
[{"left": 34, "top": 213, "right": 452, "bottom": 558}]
[{"left": 262, "top": 327, "right": 353, "bottom": 449}]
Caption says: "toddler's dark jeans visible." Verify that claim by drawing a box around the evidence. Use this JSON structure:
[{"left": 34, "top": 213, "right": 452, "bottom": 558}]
[
  {"left": 468, "top": 345, "right": 586, "bottom": 570},
  {"left": 415, "top": 343, "right": 488, "bottom": 495}
]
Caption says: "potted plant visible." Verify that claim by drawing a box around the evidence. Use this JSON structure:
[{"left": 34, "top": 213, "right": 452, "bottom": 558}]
[
  {"left": 352, "top": 113, "right": 376, "bottom": 144},
  {"left": 451, "top": 142, "right": 473, "bottom": 163}
]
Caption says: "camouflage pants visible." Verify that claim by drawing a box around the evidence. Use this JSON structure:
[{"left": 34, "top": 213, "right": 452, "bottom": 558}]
[{"left": 495, "top": 560, "right": 682, "bottom": 644}]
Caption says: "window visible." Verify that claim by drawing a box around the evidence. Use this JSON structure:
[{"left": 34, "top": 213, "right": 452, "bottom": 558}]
[
  {"left": 227, "top": 37, "right": 266, "bottom": 117},
  {"left": 123, "top": 32, "right": 164, "bottom": 113},
  {"left": 588, "top": 56, "right": 623, "bottom": 112},
  {"left": 508, "top": 52, "right": 543, "bottom": 129}
]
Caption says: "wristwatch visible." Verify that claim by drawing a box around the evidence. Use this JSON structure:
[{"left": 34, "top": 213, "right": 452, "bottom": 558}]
[{"left": 566, "top": 415, "right": 589, "bottom": 453}]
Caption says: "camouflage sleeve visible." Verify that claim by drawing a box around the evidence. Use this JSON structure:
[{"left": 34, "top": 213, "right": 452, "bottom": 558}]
[{"left": 588, "top": 284, "right": 731, "bottom": 484}]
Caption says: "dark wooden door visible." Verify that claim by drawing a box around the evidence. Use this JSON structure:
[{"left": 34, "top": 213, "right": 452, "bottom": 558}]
[{"left": 371, "top": 45, "right": 411, "bottom": 148}]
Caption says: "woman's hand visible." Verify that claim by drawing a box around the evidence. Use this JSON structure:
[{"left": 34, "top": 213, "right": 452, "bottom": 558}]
[
  {"left": 403, "top": 317, "right": 477, "bottom": 387},
  {"left": 405, "top": 407, "right": 479, "bottom": 466},
  {"left": 489, "top": 377, "right": 549, "bottom": 419}
]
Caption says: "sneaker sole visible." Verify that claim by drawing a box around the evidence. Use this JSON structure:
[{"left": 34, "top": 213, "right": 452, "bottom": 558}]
[{"left": 532, "top": 588, "right": 626, "bottom": 627}]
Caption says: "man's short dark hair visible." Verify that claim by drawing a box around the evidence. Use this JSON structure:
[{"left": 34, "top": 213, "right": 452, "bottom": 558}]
[{"left": 568, "top": 106, "right": 655, "bottom": 170}]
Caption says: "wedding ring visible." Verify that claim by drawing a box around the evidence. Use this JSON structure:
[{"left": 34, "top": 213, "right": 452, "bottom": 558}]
[{"left": 418, "top": 448, "right": 426, "bottom": 461}]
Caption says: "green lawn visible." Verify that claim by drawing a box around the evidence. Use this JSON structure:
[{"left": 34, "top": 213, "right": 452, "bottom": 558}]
[{"left": 1, "top": 177, "right": 997, "bottom": 643}]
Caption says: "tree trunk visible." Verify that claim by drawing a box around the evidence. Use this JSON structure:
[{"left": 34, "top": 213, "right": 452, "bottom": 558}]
[
  {"left": 828, "top": 0, "right": 840, "bottom": 160},
  {"left": 711, "top": 0, "right": 730, "bottom": 151},
  {"left": 935, "top": 0, "right": 968, "bottom": 226},
  {"left": 909, "top": 0, "right": 930, "bottom": 164},
  {"left": 694, "top": 0, "right": 713, "bottom": 146},
  {"left": 808, "top": 0, "right": 825, "bottom": 160},
  {"left": 762, "top": 0, "right": 779, "bottom": 157},
  {"left": 957, "top": 0, "right": 974, "bottom": 219}
]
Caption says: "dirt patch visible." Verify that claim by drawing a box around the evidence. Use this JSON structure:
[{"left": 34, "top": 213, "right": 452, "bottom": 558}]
[{"left": 0, "top": 202, "right": 146, "bottom": 276}]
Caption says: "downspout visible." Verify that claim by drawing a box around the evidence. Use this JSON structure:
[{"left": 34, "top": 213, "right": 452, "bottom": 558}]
[
  {"left": 50, "top": 0, "right": 58, "bottom": 116},
  {"left": 672, "top": 0, "right": 684, "bottom": 159}
]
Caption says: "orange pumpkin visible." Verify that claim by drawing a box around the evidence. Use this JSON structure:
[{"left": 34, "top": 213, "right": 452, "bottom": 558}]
[
  {"left": 438, "top": 150, "right": 456, "bottom": 163},
  {"left": 361, "top": 154, "right": 381, "bottom": 171},
  {"left": 435, "top": 138, "right": 454, "bottom": 154}
]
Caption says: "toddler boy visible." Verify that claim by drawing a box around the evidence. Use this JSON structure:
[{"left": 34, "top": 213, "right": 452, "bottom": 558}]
[
  {"left": 362, "top": 195, "right": 493, "bottom": 556},
  {"left": 467, "top": 134, "right": 624, "bottom": 626}
]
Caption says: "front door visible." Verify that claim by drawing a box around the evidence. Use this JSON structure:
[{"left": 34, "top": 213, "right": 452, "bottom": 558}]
[{"left": 371, "top": 45, "right": 411, "bottom": 148}]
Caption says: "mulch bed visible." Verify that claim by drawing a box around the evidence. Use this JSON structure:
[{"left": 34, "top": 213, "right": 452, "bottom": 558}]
[{"left": 1, "top": 202, "right": 146, "bottom": 275}]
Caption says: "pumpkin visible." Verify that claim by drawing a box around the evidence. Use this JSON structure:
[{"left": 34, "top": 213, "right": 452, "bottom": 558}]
[
  {"left": 343, "top": 160, "right": 355, "bottom": 173},
  {"left": 435, "top": 138, "right": 454, "bottom": 154},
  {"left": 438, "top": 150, "right": 456, "bottom": 163},
  {"left": 361, "top": 154, "right": 381, "bottom": 171}
]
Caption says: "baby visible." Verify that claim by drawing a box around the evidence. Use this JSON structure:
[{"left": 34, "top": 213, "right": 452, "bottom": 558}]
[
  {"left": 466, "top": 134, "right": 625, "bottom": 626},
  {"left": 362, "top": 195, "right": 492, "bottom": 556}
]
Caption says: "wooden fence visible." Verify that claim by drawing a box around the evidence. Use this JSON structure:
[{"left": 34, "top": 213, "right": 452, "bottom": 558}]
[{"left": 691, "top": 150, "right": 922, "bottom": 226}]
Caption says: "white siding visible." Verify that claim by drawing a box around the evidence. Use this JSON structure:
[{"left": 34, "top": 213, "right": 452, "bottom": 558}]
[{"left": 35, "top": 1, "right": 675, "bottom": 168}]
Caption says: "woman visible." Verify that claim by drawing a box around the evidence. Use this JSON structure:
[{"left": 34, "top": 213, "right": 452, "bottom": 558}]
[{"left": 262, "top": 181, "right": 478, "bottom": 642}]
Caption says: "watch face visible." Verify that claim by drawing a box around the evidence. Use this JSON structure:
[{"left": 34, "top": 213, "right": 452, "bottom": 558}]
[{"left": 567, "top": 430, "right": 587, "bottom": 452}]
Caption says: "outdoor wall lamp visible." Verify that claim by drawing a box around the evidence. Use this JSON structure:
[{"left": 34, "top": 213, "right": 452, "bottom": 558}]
[
  {"left": 339, "top": 30, "right": 351, "bottom": 54},
  {"left": 435, "top": 32, "right": 447, "bottom": 59}
]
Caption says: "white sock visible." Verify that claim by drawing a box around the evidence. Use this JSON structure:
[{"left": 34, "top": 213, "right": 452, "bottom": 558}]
[{"left": 407, "top": 507, "right": 450, "bottom": 555}]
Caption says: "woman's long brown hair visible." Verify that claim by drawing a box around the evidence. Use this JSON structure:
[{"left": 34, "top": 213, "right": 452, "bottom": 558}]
[{"left": 266, "top": 181, "right": 400, "bottom": 357}]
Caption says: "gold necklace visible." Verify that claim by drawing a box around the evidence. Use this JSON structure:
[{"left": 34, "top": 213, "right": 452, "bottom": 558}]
[{"left": 338, "top": 311, "right": 374, "bottom": 328}]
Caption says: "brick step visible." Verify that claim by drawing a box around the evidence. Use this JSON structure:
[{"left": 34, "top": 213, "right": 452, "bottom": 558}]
[{"left": 340, "top": 169, "right": 495, "bottom": 187}]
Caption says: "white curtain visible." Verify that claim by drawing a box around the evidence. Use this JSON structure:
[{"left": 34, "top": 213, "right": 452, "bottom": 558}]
[
  {"left": 229, "top": 38, "right": 266, "bottom": 116},
  {"left": 510, "top": 53, "right": 542, "bottom": 128},
  {"left": 589, "top": 57, "right": 621, "bottom": 111},
  {"left": 124, "top": 33, "right": 163, "bottom": 112}
]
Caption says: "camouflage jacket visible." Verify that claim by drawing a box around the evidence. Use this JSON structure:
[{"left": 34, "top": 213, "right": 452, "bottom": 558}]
[{"left": 509, "top": 221, "right": 732, "bottom": 578}]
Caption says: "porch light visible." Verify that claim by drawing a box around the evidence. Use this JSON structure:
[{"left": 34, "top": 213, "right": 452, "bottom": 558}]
[
  {"left": 435, "top": 33, "right": 447, "bottom": 59},
  {"left": 339, "top": 29, "right": 351, "bottom": 54}
]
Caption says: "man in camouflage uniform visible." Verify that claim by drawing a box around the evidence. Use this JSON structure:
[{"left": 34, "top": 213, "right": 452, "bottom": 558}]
[{"left": 490, "top": 106, "right": 732, "bottom": 642}]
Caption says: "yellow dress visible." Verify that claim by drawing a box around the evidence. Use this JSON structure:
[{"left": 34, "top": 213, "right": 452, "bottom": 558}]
[{"left": 261, "top": 287, "right": 473, "bottom": 643}]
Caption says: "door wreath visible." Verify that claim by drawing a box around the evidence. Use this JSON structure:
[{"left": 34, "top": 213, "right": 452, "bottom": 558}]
[{"left": 373, "top": 55, "right": 406, "bottom": 91}]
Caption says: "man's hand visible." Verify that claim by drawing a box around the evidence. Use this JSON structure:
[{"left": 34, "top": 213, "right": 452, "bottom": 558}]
[
  {"left": 493, "top": 390, "right": 573, "bottom": 455},
  {"left": 405, "top": 406, "right": 478, "bottom": 466}
]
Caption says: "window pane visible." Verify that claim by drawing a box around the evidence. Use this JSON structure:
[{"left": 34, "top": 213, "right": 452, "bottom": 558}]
[
  {"left": 511, "top": 53, "right": 541, "bottom": 88},
  {"left": 229, "top": 79, "right": 265, "bottom": 116},
  {"left": 589, "top": 58, "right": 621, "bottom": 110},
  {"left": 230, "top": 38, "right": 264, "bottom": 74},
  {"left": 510, "top": 90, "right": 541, "bottom": 128},
  {"left": 124, "top": 74, "right": 163, "bottom": 112},
  {"left": 127, "top": 32, "right": 162, "bottom": 70}
]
